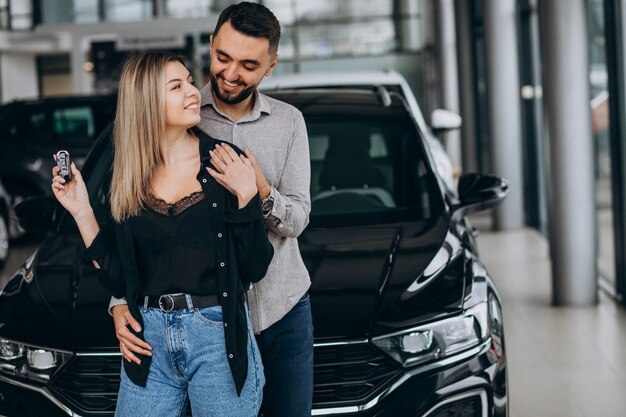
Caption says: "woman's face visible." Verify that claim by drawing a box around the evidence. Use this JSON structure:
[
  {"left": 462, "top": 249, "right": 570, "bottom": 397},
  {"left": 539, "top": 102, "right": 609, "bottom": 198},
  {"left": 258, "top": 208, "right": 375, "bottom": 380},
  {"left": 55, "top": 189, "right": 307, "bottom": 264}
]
[{"left": 164, "top": 60, "right": 201, "bottom": 130}]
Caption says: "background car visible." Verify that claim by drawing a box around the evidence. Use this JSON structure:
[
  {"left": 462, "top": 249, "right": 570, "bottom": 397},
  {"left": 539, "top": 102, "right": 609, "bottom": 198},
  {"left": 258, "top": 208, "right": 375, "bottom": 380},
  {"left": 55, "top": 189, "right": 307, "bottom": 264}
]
[
  {"left": 0, "top": 88, "right": 508, "bottom": 417},
  {"left": 0, "top": 94, "right": 116, "bottom": 238}
]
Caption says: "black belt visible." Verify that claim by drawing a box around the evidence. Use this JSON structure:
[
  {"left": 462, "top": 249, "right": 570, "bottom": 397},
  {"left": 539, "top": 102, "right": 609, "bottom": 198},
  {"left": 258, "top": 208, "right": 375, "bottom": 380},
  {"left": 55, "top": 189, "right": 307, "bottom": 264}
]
[{"left": 139, "top": 294, "right": 219, "bottom": 312}]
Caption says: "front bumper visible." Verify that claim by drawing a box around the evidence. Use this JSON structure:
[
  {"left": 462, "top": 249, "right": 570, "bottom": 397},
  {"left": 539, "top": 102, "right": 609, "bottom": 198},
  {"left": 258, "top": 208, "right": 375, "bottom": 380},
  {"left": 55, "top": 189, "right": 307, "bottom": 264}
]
[
  {"left": 313, "top": 340, "right": 507, "bottom": 417},
  {"left": 0, "top": 338, "right": 507, "bottom": 417}
]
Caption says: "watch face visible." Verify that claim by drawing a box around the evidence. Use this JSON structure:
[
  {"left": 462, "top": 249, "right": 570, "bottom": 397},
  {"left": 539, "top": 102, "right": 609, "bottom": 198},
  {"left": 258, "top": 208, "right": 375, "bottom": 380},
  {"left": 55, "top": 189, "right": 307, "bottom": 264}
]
[{"left": 262, "top": 196, "right": 274, "bottom": 213}]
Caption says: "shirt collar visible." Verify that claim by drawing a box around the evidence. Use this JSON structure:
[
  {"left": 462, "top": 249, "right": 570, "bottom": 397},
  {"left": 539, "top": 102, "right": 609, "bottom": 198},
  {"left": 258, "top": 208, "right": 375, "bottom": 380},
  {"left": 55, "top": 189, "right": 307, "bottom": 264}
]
[{"left": 200, "top": 82, "right": 272, "bottom": 122}]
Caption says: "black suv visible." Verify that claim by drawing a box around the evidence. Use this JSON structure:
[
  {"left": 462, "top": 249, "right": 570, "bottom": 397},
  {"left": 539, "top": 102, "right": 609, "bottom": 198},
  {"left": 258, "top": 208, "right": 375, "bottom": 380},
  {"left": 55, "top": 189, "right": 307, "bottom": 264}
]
[
  {"left": 0, "top": 95, "right": 116, "bottom": 237},
  {"left": 0, "top": 89, "right": 508, "bottom": 417}
]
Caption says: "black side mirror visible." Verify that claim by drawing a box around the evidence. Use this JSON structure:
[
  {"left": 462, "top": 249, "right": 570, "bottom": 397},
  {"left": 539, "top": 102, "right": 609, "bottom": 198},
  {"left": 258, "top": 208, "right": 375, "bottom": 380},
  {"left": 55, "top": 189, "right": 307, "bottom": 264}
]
[
  {"left": 451, "top": 173, "right": 509, "bottom": 221},
  {"left": 14, "top": 196, "right": 57, "bottom": 237}
]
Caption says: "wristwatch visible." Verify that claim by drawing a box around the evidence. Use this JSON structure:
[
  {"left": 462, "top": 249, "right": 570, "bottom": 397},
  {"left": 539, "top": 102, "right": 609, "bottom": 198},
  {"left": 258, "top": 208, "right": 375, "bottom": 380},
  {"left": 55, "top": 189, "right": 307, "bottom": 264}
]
[{"left": 261, "top": 194, "right": 274, "bottom": 216}]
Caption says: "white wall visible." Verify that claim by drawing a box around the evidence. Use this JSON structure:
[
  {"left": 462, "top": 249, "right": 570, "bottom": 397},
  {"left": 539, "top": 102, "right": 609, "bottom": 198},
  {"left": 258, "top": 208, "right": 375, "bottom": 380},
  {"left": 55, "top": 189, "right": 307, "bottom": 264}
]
[{"left": 0, "top": 52, "right": 38, "bottom": 102}]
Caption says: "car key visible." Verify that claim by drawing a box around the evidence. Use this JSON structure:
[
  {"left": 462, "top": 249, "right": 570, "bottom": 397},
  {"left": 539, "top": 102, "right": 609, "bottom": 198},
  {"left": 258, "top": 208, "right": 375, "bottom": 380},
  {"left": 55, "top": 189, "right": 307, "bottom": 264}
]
[{"left": 55, "top": 150, "right": 72, "bottom": 182}]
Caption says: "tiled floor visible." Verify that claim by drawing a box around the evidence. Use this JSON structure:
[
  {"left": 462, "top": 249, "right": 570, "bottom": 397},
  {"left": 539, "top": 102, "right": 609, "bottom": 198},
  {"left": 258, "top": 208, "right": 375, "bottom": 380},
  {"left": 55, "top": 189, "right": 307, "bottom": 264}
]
[{"left": 476, "top": 226, "right": 626, "bottom": 417}]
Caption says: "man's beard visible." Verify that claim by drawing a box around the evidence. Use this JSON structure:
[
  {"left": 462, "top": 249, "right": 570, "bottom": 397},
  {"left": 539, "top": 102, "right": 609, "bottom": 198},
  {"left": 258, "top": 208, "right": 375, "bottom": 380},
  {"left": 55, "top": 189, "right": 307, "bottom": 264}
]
[{"left": 210, "top": 72, "right": 256, "bottom": 105}]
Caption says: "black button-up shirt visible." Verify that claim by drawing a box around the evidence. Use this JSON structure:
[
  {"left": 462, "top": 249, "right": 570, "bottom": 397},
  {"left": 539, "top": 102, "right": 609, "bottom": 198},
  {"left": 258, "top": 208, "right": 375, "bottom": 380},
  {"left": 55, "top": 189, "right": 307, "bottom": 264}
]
[{"left": 84, "top": 127, "right": 274, "bottom": 395}]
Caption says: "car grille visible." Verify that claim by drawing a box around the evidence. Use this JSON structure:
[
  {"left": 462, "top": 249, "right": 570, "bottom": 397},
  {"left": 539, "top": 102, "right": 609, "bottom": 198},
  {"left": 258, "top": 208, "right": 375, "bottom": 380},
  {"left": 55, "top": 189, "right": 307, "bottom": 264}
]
[
  {"left": 48, "top": 355, "right": 191, "bottom": 417},
  {"left": 49, "top": 355, "right": 120, "bottom": 415},
  {"left": 313, "top": 342, "right": 402, "bottom": 407},
  {"left": 47, "top": 343, "right": 400, "bottom": 416}
]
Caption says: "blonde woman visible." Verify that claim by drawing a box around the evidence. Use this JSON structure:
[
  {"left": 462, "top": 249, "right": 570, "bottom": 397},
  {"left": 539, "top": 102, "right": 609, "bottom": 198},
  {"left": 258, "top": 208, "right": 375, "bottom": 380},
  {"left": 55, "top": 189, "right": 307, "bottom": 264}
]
[{"left": 51, "top": 51, "right": 272, "bottom": 416}]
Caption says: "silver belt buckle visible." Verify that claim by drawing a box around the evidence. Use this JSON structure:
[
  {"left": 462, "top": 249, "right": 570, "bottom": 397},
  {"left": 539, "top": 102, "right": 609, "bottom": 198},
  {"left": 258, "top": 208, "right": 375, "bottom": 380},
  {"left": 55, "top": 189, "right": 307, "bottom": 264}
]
[{"left": 158, "top": 294, "right": 175, "bottom": 313}]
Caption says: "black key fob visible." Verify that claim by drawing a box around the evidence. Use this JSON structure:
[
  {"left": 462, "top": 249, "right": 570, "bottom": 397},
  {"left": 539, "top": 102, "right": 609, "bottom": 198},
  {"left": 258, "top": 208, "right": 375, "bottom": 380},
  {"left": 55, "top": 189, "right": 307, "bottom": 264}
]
[{"left": 55, "top": 150, "right": 72, "bottom": 182}]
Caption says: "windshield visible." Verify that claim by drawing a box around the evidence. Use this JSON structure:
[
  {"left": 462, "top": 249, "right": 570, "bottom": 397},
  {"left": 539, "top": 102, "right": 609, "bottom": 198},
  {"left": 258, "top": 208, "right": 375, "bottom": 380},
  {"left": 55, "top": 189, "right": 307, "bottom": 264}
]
[{"left": 306, "top": 114, "right": 443, "bottom": 226}]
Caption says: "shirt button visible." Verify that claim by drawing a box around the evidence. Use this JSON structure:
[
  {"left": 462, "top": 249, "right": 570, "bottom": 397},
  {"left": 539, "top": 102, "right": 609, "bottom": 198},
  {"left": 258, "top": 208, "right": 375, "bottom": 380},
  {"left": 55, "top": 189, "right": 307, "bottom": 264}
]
[
  {"left": 222, "top": 292, "right": 228, "bottom": 297},
  {"left": 217, "top": 233, "right": 223, "bottom": 238},
  {"left": 202, "top": 178, "right": 207, "bottom": 183},
  {"left": 224, "top": 322, "right": 228, "bottom": 327},
  {"left": 212, "top": 203, "right": 217, "bottom": 208},
  {"left": 220, "top": 262, "right": 225, "bottom": 267},
  {"left": 278, "top": 224, "right": 284, "bottom": 230},
  {"left": 228, "top": 354, "right": 234, "bottom": 359},
  {"left": 249, "top": 283, "right": 253, "bottom": 290}
]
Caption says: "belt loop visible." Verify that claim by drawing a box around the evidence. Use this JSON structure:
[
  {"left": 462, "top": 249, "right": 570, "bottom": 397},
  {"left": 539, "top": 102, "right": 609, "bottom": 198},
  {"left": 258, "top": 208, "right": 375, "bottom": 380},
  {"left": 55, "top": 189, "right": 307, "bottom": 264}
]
[
  {"left": 143, "top": 296, "right": 149, "bottom": 310},
  {"left": 185, "top": 294, "right": 194, "bottom": 311}
]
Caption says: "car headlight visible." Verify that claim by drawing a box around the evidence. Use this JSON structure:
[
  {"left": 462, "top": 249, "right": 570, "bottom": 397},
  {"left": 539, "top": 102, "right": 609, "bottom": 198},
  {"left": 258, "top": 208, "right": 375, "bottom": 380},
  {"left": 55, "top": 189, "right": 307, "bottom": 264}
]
[
  {"left": 372, "top": 301, "right": 489, "bottom": 367},
  {"left": 0, "top": 339, "right": 71, "bottom": 383}
]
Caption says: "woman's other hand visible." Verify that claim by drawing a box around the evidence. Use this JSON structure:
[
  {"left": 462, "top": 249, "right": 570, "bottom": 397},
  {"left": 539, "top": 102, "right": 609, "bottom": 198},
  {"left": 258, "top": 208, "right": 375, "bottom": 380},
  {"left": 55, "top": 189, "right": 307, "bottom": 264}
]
[{"left": 207, "top": 143, "right": 258, "bottom": 208}]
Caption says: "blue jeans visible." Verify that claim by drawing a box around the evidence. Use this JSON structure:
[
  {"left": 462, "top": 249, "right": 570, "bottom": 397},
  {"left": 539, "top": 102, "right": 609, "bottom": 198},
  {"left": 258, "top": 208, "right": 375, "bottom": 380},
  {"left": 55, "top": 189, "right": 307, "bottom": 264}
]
[
  {"left": 256, "top": 293, "right": 314, "bottom": 417},
  {"left": 115, "top": 305, "right": 264, "bottom": 417}
]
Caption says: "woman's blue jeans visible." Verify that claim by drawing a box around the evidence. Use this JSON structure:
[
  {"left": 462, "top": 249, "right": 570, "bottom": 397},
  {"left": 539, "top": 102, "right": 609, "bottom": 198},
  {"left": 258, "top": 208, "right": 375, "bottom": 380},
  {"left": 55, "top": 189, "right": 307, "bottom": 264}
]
[{"left": 114, "top": 305, "right": 264, "bottom": 417}]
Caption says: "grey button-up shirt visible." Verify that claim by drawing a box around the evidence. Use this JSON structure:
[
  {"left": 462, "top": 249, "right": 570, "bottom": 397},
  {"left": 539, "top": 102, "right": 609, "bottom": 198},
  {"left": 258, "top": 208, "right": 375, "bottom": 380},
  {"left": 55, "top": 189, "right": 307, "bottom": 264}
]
[{"left": 197, "top": 84, "right": 311, "bottom": 332}]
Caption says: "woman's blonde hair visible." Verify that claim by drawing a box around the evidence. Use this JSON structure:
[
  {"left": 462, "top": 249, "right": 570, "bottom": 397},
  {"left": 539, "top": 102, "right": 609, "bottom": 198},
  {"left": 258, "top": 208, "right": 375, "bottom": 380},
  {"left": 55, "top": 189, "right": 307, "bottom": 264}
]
[{"left": 109, "top": 51, "right": 186, "bottom": 222}]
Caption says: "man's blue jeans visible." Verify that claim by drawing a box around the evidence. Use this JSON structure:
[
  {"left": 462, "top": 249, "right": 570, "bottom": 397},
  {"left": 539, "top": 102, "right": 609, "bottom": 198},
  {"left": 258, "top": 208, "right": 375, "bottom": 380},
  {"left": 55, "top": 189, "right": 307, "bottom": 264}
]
[{"left": 256, "top": 292, "right": 314, "bottom": 417}]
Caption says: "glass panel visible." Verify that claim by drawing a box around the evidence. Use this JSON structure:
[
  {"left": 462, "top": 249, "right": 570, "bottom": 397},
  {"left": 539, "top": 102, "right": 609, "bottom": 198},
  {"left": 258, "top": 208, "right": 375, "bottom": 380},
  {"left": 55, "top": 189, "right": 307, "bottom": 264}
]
[
  {"left": 294, "top": 19, "right": 396, "bottom": 59},
  {"left": 9, "top": 0, "right": 32, "bottom": 29},
  {"left": 104, "top": 0, "right": 152, "bottom": 22},
  {"left": 40, "top": 0, "right": 97, "bottom": 25},
  {"left": 265, "top": 0, "right": 392, "bottom": 23},
  {"left": 165, "top": 0, "right": 212, "bottom": 18},
  {"left": 264, "top": 0, "right": 421, "bottom": 61},
  {"left": 41, "top": 0, "right": 152, "bottom": 23},
  {"left": 589, "top": 0, "right": 615, "bottom": 284},
  {"left": 74, "top": 0, "right": 99, "bottom": 23}
]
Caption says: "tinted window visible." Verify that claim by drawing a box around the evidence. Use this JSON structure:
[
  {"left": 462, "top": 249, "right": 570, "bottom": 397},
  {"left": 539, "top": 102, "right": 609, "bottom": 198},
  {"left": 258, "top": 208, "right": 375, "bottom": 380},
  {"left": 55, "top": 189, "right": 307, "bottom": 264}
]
[{"left": 26, "top": 105, "right": 98, "bottom": 147}]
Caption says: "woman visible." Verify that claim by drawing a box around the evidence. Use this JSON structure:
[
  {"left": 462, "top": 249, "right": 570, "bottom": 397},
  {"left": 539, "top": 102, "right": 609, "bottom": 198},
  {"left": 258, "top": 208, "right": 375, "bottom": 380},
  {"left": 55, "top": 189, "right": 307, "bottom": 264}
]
[{"left": 51, "top": 51, "right": 273, "bottom": 416}]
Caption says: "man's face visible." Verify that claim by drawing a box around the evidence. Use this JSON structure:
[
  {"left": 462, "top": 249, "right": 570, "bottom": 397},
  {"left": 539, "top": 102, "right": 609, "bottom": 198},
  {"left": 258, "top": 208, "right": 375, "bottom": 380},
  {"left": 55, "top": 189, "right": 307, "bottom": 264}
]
[{"left": 209, "top": 21, "right": 278, "bottom": 106}]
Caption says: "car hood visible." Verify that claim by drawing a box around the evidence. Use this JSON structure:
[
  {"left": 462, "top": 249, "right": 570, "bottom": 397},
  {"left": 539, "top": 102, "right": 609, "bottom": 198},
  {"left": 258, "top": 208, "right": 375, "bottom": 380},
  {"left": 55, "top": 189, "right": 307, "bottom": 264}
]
[
  {"left": 0, "top": 216, "right": 460, "bottom": 349},
  {"left": 302, "top": 216, "right": 460, "bottom": 341},
  {"left": 0, "top": 234, "right": 117, "bottom": 350}
]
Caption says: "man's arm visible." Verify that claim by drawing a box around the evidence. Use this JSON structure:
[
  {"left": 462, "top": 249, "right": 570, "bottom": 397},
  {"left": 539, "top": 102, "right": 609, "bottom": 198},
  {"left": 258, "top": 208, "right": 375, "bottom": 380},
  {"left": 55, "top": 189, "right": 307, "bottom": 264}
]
[
  {"left": 246, "top": 111, "right": 311, "bottom": 238},
  {"left": 109, "top": 297, "right": 152, "bottom": 364}
]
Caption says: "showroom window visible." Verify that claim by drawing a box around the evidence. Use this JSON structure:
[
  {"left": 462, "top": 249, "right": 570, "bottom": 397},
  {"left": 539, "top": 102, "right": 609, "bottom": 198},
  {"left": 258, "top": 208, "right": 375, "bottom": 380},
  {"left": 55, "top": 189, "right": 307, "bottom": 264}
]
[
  {"left": 587, "top": 0, "right": 616, "bottom": 292},
  {"left": 166, "top": 0, "right": 422, "bottom": 62},
  {"left": 601, "top": 0, "right": 626, "bottom": 304},
  {"left": 0, "top": 0, "right": 33, "bottom": 29},
  {"left": 39, "top": 0, "right": 153, "bottom": 24}
]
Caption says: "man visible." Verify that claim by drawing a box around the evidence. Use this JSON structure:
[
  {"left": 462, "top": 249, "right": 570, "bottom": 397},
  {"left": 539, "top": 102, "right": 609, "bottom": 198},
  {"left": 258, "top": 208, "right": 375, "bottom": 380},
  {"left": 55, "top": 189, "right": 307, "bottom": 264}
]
[{"left": 111, "top": 3, "right": 313, "bottom": 416}]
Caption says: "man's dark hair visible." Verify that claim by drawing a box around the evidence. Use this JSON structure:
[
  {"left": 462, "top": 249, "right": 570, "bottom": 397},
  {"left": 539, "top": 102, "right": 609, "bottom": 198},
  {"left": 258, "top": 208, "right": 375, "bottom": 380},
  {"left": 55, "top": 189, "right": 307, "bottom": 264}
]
[{"left": 213, "top": 2, "right": 281, "bottom": 56}]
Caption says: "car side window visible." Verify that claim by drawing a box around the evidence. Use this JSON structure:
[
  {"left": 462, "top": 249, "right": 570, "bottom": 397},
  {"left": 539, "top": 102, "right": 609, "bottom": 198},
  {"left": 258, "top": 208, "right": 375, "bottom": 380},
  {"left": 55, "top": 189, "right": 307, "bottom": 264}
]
[
  {"left": 53, "top": 107, "right": 95, "bottom": 144},
  {"left": 26, "top": 105, "right": 97, "bottom": 147}
]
